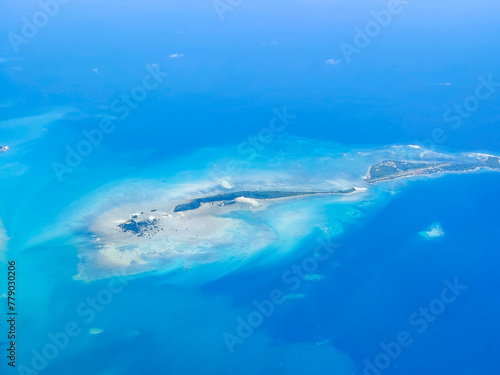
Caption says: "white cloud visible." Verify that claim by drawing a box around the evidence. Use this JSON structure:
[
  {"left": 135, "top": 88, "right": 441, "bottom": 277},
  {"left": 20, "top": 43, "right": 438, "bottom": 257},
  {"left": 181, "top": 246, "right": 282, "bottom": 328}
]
[
  {"left": 169, "top": 53, "right": 184, "bottom": 58},
  {"left": 325, "top": 59, "right": 341, "bottom": 65},
  {"left": 92, "top": 68, "right": 99, "bottom": 74},
  {"left": 221, "top": 177, "right": 234, "bottom": 189}
]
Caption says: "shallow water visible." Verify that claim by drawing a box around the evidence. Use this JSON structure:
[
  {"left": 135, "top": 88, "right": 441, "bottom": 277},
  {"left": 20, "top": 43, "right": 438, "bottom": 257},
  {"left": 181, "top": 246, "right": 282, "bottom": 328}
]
[{"left": 2, "top": 0, "right": 500, "bottom": 373}]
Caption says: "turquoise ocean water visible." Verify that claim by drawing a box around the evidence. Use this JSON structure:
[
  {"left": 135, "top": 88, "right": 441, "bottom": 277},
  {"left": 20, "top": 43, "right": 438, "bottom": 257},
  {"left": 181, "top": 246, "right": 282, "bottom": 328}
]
[{"left": 1, "top": 0, "right": 500, "bottom": 374}]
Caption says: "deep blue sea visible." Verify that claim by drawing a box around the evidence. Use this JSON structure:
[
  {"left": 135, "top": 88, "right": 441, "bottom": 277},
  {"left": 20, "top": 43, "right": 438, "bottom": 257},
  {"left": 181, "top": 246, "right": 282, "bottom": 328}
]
[{"left": 1, "top": 0, "right": 500, "bottom": 374}]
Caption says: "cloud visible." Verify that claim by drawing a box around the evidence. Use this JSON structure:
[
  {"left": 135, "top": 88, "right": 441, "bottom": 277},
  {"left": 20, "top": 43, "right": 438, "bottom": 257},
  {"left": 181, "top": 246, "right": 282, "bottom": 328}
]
[
  {"left": 169, "top": 53, "right": 184, "bottom": 58},
  {"left": 325, "top": 59, "right": 341, "bottom": 65},
  {"left": 92, "top": 68, "right": 99, "bottom": 74}
]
